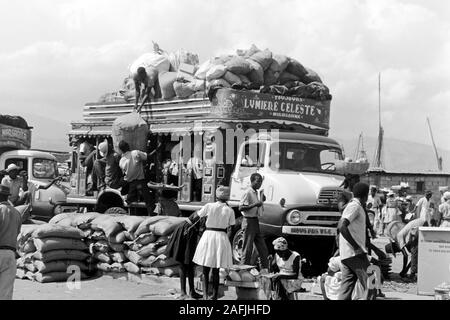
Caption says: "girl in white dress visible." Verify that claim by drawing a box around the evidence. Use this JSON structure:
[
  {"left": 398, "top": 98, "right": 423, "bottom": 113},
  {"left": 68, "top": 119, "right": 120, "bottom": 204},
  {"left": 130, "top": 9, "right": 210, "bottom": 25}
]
[{"left": 193, "top": 186, "right": 235, "bottom": 300}]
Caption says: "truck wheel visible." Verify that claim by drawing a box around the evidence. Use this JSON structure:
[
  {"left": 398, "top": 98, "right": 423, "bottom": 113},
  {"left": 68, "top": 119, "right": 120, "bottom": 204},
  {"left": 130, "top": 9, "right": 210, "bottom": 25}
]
[
  {"left": 231, "top": 228, "right": 259, "bottom": 266},
  {"left": 232, "top": 229, "right": 245, "bottom": 263},
  {"left": 104, "top": 207, "right": 128, "bottom": 215}
]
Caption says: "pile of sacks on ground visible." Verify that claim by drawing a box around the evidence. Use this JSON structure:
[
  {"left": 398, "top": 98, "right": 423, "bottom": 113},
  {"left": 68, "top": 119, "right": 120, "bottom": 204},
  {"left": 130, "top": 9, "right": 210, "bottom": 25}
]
[
  {"left": 47, "top": 212, "right": 188, "bottom": 278},
  {"left": 99, "top": 42, "right": 331, "bottom": 103},
  {"left": 16, "top": 224, "right": 91, "bottom": 283}
]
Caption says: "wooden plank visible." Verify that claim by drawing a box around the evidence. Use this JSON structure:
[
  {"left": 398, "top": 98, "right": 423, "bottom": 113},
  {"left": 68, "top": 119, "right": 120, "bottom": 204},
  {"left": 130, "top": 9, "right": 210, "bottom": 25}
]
[
  {"left": 83, "top": 110, "right": 210, "bottom": 122},
  {"left": 84, "top": 104, "right": 210, "bottom": 114},
  {"left": 225, "top": 280, "right": 260, "bottom": 288},
  {"left": 85, "top": 97, "right": 206, "bottom": 108}
]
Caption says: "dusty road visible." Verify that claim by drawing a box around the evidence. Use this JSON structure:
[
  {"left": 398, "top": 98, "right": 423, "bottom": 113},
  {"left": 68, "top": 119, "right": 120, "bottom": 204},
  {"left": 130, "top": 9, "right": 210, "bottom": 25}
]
[{"left": 12, "top": 236, "right": 433, "bottom": 300}]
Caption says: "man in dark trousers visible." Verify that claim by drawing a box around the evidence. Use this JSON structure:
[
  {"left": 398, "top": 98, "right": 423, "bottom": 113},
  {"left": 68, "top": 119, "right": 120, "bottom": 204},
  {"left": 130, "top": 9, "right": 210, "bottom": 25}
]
[
  {"left": 0, "top": 185, "right": 22, "bottom": 300},
  {"left": 338, "top": 182, "right": 371, "bottom": 300},
  {"left": 239, "top": 173, "right": 269, "bottom": 273}
]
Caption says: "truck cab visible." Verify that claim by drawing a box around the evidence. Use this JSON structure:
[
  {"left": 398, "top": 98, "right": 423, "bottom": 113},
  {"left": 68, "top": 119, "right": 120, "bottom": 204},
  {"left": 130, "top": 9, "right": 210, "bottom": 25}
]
[
  {"left": 0, "top": 150, "right": 70, "bottom": 219},
  {"left": 228, "top": 132, "right": 344, "bottom": 270}
]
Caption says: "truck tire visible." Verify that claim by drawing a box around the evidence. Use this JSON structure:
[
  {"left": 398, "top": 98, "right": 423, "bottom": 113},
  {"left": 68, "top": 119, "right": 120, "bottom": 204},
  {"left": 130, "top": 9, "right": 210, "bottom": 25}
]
[
  {"left": 96, "top": 190, "right": 125, "bottom": 213},
  {"left": 104, "top": 207, "right": 128, "bottom": 215},
  {"left": 229, "top": 217, "right": 260, "bottom": 266}
]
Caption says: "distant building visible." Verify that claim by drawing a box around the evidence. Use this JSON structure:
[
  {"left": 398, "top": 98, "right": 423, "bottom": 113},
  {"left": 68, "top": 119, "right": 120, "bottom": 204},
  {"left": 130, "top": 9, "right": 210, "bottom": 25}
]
[{"left": 361, "top": 168, "right": 450, "bottom": 204}]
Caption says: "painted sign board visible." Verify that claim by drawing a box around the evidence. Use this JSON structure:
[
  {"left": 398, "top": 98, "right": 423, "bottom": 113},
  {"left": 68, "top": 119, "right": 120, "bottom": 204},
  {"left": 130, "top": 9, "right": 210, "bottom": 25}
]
[
  {"left": 0, "top": 123, "right": 32, "bottom": 150},
  {"left": 417, "top": 227, "right": 450, "bottom": 295},
  {"left": 210, "top": 89, "right": 331, "bottom": 129}
]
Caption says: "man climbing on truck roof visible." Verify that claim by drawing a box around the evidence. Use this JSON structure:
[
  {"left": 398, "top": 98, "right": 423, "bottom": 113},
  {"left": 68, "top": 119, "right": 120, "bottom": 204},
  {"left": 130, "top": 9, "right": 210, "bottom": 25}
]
[
  {"left": 133, "top": 67, "right": 162, "bottom": 113},
  {"left": 118, "top": 140, "right": 156, "bottom": 216},
  {"left": 1, "top": 164, "right": 30, "bottom": 206}
]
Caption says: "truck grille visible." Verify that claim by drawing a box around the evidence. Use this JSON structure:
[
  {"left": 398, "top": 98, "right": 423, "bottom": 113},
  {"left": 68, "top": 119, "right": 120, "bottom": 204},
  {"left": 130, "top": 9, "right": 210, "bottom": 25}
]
[{"left": 317, "top": 188, "right": 342, "bottom": 205}]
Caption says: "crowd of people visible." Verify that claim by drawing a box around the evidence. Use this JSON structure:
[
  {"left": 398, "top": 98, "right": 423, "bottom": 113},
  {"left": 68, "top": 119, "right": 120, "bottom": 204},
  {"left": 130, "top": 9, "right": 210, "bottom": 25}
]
[
  {"left": 80, "top": 137, "right": 211, "bottom": 214},
  {"left": 2, "top": 137, "right": 450, "bottom": 301},
  {"left": 165, "top": 173, "right": 305, "bottom": 300},
  {"left": 320, "top": 173, "right": 450, "bottom": 300}
]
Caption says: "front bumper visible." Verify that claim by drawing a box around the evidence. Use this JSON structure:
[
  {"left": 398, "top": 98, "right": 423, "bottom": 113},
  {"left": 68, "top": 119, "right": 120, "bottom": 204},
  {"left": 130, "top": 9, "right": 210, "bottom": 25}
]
[{"left": 282, "top": 225, "right": 337, "bottom": 237}]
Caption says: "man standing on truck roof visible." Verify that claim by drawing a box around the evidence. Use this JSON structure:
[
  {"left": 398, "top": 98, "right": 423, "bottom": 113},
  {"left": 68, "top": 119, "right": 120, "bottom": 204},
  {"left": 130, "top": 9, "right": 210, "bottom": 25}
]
[
  {"left": 134, "top": 67, "right": 162, "bottom": 113},
  {"left": 1, "top": 164, "right": 30, "bottom": 206},
  {"left": 239, "top": 173, "right": 269, "bottom": 274},
  {"left": 0, "top": 185, "right": 22, "bottom": 300},
  {"left": 118, "top": 140, "right": 155, "bottom": 216}
]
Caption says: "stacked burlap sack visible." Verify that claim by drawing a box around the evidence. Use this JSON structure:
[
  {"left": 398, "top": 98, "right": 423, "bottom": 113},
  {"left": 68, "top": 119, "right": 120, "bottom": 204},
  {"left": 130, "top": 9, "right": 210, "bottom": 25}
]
[
  {"left": 194, "top": 44, "right": 330, "bottom": 101},
  {"left": 16, "top": 223, "right": 91, "bottom": 283},
  {"left": 48, "top": 213, "right": 188, "bottom": 278},
  {"left": 99, "top": 42, "right": 331, "bottom": 104}
]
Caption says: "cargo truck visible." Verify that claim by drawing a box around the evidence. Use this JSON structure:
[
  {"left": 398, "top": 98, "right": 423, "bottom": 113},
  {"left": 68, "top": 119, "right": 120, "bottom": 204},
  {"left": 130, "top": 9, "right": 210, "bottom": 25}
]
[{"left": 63, "top": 88, "right": 345, "bottom": 274}]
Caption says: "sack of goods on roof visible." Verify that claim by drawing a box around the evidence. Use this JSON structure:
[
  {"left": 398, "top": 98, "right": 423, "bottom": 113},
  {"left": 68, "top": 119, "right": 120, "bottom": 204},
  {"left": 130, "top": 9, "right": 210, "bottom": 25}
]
[{"left": 97, "top": 41, "right": 331, "bottom": 104}]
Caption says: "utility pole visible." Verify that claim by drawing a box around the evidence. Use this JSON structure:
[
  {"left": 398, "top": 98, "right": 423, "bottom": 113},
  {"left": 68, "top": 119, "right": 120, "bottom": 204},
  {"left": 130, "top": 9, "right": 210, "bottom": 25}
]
[
  {"left": 427, "top": 117, "right": 443, "bottom": 171},
  {"left": 373, "top": 73, "right": 384, "bottom": 169}
]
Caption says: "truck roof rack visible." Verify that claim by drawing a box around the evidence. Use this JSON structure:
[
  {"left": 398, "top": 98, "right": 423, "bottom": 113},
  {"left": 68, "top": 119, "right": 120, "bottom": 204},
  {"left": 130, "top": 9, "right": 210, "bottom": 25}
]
[{"left": 70, "top": 88, "right": 331, "bottom": 138}]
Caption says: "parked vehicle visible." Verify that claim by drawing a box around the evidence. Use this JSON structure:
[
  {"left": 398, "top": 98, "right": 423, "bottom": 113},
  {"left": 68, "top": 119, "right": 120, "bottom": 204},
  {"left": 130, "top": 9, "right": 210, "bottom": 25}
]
[
  {"left": 0, "top": 117, "right": 70, "bottom": 220},
  {"left": 64, "top": 88, "right": 345, "bottom": 274}
]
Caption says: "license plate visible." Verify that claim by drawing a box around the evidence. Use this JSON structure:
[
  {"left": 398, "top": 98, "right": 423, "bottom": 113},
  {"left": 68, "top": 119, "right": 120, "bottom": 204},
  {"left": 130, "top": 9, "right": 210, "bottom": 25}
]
[{"left": 282, "top": 226, "right": 337, "bottom": 236}]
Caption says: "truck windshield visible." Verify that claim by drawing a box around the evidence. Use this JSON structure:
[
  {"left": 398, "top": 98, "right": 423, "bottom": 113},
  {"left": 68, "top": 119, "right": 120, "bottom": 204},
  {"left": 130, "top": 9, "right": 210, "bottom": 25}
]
[
  {"left": 270, "top": 142, "right": 343, "bottom": 173},
  {"left": 33, "top": 158, "right": 58, "bottom": 179}
]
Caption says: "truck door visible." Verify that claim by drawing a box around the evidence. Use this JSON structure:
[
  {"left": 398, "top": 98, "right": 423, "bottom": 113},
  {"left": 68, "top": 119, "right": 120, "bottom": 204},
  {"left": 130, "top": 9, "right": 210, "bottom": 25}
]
[{"left": 230, "top": 141, "right": 266, "bottom": 201}]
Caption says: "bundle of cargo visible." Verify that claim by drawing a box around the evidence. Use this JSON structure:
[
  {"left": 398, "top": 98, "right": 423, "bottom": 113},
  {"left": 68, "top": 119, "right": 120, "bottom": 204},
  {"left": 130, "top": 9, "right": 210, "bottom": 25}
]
[
  {"left": 16, "top": 224, "right": 91, "bottom": 283},
  {"left": 193, "top": 44, "right": 331, "bottom": 101},
  {"left": 123, "top": 215, "right": 189, "bottom": 277},
  {"left": 225, "top": 265, "right": 261, "bottom": 286},
  {"left": 100, "top": 42, "right": 331, "bottom": 104},
  {"left": 335, "top": 158, "right": 370, "bottom": 175},
  {"left": 49, "top": 213, "right": 188, "bottom": 278},
  {"left": 224, "top": 265, "right": 262, "bottom": 300}
]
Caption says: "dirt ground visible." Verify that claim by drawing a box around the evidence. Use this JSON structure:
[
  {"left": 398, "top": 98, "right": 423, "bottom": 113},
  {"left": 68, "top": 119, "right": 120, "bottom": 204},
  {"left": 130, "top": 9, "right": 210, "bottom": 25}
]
[{"left": 12, "top": 235, "right": 432, "bottom": 300}]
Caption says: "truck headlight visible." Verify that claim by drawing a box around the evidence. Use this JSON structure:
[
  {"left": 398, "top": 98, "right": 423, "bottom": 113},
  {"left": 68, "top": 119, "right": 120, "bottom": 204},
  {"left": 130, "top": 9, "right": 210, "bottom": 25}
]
[{"left": 286, "top": 210, "right": 303, "bottom": 225}]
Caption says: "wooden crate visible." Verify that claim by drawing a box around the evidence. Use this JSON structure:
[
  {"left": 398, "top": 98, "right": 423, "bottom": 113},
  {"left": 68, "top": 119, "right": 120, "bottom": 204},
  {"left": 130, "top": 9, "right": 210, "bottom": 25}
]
[{"left": 225, "top": 280, "right": 260, "bottom": 289}]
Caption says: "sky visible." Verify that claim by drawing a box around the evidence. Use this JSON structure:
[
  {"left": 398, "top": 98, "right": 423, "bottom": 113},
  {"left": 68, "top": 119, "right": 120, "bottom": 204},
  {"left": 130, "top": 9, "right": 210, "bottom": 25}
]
[{"left": 0, "top": 0, "right": 449, "bottom": 152}]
